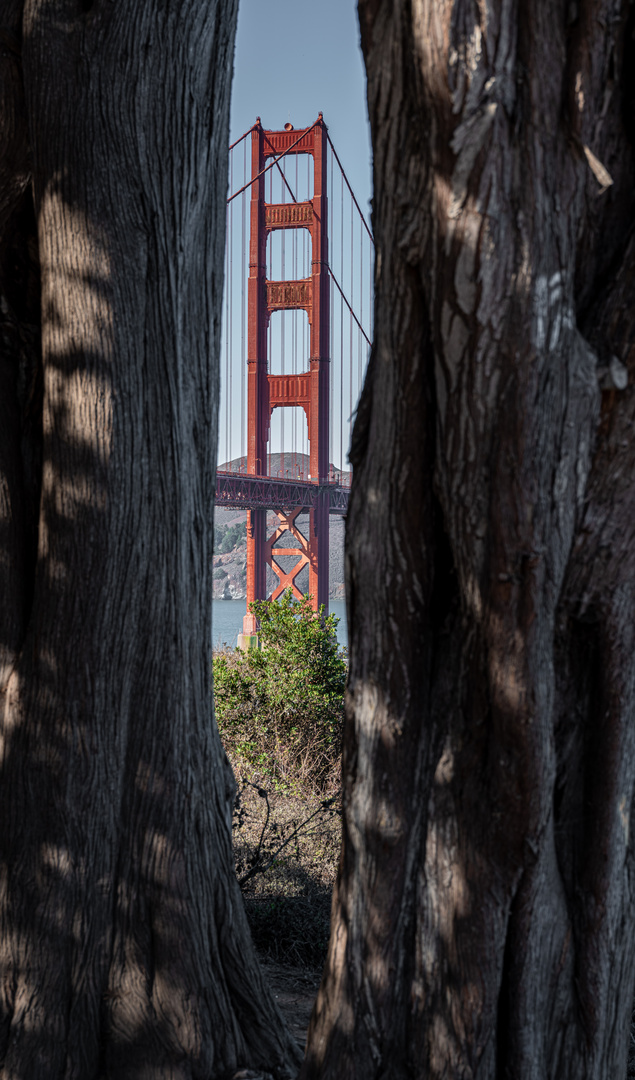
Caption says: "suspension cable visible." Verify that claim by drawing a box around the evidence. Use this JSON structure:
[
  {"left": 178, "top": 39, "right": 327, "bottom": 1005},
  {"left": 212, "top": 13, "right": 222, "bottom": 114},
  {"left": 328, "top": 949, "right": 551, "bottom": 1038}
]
[
  {"left": 326, "top": 132, "right": 374, "bottom": 244},
  {"left": 349, "top": 193, "right": 354, "bottom": 446},
  {"left": 229, "top": 123, "right": 257, "bottom": 152},
  {"left": 281, "top": 155, "right": 286, "bottom": 475},
  {"left": 263, "top": 130, "right": 298, "bottom": 203},
  {"left": 224, "top": 124, "right": 373, "bottom": 487},
  {"left": 224, "top": 201, "right": 230, "bottom": 466},
  {"left": 329, "top": 266, "right": 372, "bottom": 347},
  {"left": 329, "top": 146, "right": 334, "bottom": 473},
  {"left": 226, "top": 149, "right": 233, "bottom": 465},
  {"left": 340, "top": 165, "right": 344, "bottom": 477},
  {"left": 240, "top": 139, "right": 246, "bottom": 471},
  {"left": 293, "top": 152, "right": 298, "bottom": 470},
  {"left": 227, "top": 118, "right": 321, "bottom": 203}
]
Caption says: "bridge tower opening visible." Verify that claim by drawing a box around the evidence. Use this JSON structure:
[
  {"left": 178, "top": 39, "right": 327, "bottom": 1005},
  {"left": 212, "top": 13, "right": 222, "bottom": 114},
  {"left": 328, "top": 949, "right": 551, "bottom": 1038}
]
[{"left": 239, "top": 116, "right": 330, "bottom": 645}]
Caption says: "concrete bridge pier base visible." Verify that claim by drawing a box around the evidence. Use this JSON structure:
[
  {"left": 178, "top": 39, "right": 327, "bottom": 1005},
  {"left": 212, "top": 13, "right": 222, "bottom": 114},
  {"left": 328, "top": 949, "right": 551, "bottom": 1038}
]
[{"left": 237, "top": 612, "right": 259, "bottom": 651}]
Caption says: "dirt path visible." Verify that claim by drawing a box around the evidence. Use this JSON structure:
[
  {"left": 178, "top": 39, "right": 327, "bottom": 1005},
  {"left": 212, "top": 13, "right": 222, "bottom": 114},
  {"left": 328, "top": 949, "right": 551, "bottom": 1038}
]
[{"left": 259, "top": 958, "right": 321, "bottom": 1052}]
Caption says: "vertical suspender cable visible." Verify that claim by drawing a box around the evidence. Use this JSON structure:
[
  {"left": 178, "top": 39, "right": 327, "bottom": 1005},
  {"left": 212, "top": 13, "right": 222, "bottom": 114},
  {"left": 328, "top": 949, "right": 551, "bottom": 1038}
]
[
  {"left": 226, "top": 148, "right": 233, "bottom": 466},
  {"left": 359, "top": 211, "right": 364, "bottom": 390},
  {"left": 304, "top": 191, "right": 311, "bottom": 477},
  {"left": 359, "top": 197, "right": 363, "bottom": 420},
  {"left": 360, "top": 207, "right": 364, "bottom": 337},
  {"left": 331, "top": 272, "right": 335, "bottom": 478},
  {"left": 306, "top": 151, "right": 310, "bottom": 470},
  {"left": 359, "top": 317, "right": 363, "bottom": 403},
  {"left": 328, "top": 145, "right": 333, "bottom": 477},
  {"left": 336, "top": 170, "right": 341, "bottom": 475},
  {"left": 291, "top": 155, "right": 295, "bottom": 475},
  {"left": 369, "top": 234, "right": 373, "bottom": 348},
  {"left": 232, "top": 147, "right": 236, "bottom": 465},
  {"left": 241, "top": 141, "right": 246, "bottom": 471},
  {"left": 224, "top": 188, "right": 229, "bottom": 469},
  {"left": 349, "top": 191, "right": 354, "bottom": 459},
  {"left": 302, "top": 223, "right": 306, "bottom": 473},
  {"left": 296, "top": 152, "right": 301, "bottom": 475},
  {"left": 268, "top": 158, "right": 272, "bottom": 479},
  {"left": 281, "top": 155, "right": 286, "bottom": 476}
]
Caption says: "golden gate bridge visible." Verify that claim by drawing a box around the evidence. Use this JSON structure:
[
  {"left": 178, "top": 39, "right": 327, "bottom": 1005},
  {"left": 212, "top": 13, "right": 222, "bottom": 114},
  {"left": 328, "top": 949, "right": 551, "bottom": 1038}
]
[{"left": 217, "top": 114, "right": 373, "bottom": 646}]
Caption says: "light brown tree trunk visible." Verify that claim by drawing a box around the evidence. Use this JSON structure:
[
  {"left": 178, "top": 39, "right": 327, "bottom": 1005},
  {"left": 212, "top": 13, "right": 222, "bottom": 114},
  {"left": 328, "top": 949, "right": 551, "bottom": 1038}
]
[
  {"left": 303, "top": 1, "right": 635, "bottom": 1077},
  {"left": 0, "top": 2, "right": 302, "bottom": 1076}
]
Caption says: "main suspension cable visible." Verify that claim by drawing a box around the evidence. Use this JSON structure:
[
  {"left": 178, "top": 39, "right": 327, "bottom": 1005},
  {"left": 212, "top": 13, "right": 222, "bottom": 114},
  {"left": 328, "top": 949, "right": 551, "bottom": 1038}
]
[
  {"left": 227, "top": 118, "right": 321, "bottom": 203},
  {"left": 263, "top": 129, "right": 298, "bottom": 203},
  {"left": 326, "top": 132, "right": 374, "bottom": 244},
  {"left": 229, "top": 124, "right": 257, "bottom": 152},
  {"left": 328, "top": 266, "right": 371, "bottom": 348}
]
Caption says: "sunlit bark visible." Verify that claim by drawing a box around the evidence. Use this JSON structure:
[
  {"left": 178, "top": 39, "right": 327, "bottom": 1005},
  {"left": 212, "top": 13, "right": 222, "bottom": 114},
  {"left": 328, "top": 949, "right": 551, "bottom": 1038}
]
[
  {"left": 0, "top": 2, "right": 301, "bottom": 1076},
  {"left": 304, "top": 2, "right": 635, "bottom": 1078}
]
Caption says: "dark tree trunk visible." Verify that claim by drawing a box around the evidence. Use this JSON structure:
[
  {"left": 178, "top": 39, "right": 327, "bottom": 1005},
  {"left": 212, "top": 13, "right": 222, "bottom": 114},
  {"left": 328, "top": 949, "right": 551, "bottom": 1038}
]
[
  {"left": 303, "top": 2, "right": 635, "bottom": 1078},
  {"left": 0, "top": 2, "right": 301, "bottom": 1076}
]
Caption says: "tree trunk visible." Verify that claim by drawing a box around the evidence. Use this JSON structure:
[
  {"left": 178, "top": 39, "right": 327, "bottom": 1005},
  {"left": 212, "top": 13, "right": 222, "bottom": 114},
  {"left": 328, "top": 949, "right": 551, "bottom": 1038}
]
[
  {"left": 303, "top": 2, "right": 635, "bottom": 1078},
  {"left": 0, "top": 2, "right": 301, "bottom": 1076}
]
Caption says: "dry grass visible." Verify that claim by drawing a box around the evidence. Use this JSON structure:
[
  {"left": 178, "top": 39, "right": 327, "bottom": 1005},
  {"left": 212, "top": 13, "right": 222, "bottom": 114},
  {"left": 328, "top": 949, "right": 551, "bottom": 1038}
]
[
  {"left": 214, "top": 601, "right": 345, "bottom": 971},
  {"left": 229, "top": 772, "right": 341, "bottom": 970},
  {"left": 224, "top": 710, "right": 635, "bottom": 1059}
]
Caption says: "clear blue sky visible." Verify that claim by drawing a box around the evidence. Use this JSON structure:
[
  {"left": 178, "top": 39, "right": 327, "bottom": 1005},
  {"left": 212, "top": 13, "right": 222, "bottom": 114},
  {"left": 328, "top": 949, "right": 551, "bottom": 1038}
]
[
  {"left": 220, "top": 1, "right": 372, "bottom": 470},
  {"left": 230, "top": 0, "right": 372, "bottom": 221}
]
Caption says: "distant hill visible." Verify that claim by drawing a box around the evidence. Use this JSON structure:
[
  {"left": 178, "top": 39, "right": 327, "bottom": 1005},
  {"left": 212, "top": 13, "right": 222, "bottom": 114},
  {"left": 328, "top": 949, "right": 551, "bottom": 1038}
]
[
  {"left": 213, "top": 454, "right": 346, "bottom": 602},
  {"left": 218, "top": 453, "right": 351, "bottom": 486}
]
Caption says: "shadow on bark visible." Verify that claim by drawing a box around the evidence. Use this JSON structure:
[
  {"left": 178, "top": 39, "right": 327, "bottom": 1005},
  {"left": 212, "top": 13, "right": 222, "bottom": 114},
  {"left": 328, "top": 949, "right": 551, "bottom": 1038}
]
[
  {"left": 302, "top": 2, "right": 635, "bottom": 1077},
  {"left": 0, "top": 1, "right": 302, "bottom": 1077}
]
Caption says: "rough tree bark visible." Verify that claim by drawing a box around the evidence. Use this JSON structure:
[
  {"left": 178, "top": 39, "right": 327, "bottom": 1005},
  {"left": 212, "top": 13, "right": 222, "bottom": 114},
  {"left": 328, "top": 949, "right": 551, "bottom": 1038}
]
[
  {"left": 303, "top": 1, "right": 635, "bottom": 1078},
  {"left": 0, "top": 1, "right": 301, "bottom": 1076}
]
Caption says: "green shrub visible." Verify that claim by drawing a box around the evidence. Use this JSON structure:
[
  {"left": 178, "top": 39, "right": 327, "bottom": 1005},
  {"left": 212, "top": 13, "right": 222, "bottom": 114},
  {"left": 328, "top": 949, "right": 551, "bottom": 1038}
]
[
  {"left": 214, "top": 520, "right": 246, "bottom": 553},
  {"left": 213, "top": 590, "right": 345, "bottom": 792},
  {"left": 219, "top": 521, "right": 246, "bottom": 553}
]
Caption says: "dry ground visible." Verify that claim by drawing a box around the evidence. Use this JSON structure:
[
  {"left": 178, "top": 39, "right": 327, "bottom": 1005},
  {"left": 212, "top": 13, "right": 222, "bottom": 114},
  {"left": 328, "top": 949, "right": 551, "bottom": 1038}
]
[
  {"left": 259, "top": 958, "right": 322, "bottom": 1053},
  {"left": 231, "top": 777, "right": 635, "bottom": 1070},
  {"left": 231, "top": 779, "right": 340, "bottom": 1048}
]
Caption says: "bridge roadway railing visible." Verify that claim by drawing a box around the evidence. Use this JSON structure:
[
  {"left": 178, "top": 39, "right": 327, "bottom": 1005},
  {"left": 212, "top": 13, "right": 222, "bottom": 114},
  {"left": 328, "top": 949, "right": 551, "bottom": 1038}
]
[{"left": 214, "top": 471, "right": 349, "bottom": 515}]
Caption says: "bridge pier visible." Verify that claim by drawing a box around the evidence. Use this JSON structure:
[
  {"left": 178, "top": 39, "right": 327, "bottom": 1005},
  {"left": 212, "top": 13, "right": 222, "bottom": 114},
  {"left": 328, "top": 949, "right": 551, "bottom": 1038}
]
[
  {"left": 309, "top": 494, "right": 329, "bottom": 610},
  {"left": 237, "top": 612, "right": 259, "bottom": 651}
]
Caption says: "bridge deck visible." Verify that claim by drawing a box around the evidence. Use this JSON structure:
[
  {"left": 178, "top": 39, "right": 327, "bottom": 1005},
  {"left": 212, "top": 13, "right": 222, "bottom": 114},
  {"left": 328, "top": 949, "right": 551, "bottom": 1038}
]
[{"left": 215, "top": 471, "right": 349, "bottom": 515}]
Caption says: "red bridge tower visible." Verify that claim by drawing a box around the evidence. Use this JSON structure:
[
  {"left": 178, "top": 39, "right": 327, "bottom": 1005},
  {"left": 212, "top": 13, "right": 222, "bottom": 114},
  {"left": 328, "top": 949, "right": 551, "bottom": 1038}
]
[{"left": 240, "top": 116, "right": 330, "bottom": 646}]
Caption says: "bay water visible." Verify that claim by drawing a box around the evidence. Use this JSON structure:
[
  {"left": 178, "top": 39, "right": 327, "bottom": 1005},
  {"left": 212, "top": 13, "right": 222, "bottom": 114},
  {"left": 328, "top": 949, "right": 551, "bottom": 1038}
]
[{"left": 212, "top": 598, "right": 348, "bottom": 651}]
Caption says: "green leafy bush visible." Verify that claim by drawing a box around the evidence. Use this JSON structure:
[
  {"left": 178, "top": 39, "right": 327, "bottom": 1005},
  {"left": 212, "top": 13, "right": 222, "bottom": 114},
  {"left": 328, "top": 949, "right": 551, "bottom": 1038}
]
[
  {"left": 213, "top": 591, "right": 345, "bottom": 792},
  {"left": 219, "top": 521, "right": 246, "bottom": 553},
  {"left": 214, "top": 520, "right": 246, "bottom": 553},
  {"left": 213, "top": 523, "right": 227, "bottom": 553}
]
